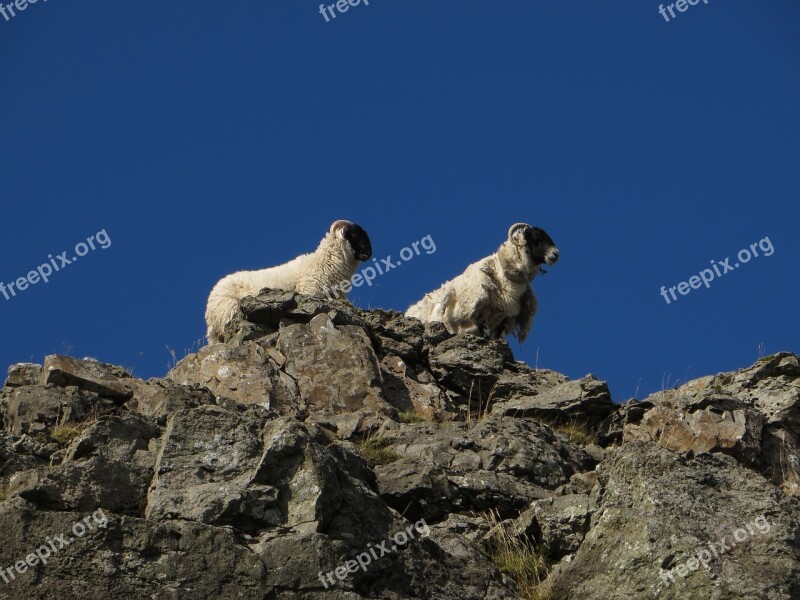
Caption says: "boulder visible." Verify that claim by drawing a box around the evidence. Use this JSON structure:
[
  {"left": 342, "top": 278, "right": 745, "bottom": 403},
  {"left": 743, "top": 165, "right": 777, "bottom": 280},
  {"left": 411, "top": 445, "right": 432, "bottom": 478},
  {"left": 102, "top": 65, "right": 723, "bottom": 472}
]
[{"left": 547, "top": 442, "right": 800, "bottom": 600}]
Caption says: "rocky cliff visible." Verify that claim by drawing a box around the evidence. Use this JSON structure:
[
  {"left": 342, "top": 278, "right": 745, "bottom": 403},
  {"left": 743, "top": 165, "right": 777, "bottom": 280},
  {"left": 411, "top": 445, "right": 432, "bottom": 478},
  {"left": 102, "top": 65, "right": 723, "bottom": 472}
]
[{"left": 0, "top": 290, "right": 798, "bottom": 599}]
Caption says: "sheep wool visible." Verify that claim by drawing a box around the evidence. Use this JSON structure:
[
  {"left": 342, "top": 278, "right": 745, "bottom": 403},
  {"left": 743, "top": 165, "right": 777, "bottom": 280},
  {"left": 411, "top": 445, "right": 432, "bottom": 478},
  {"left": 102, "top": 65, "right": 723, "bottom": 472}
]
[
  {"left": 205, "top": 220, "right": 372, "bottom": 343},
  {"left": 405, "top": 223, "right": 558, "bottom": 342}
]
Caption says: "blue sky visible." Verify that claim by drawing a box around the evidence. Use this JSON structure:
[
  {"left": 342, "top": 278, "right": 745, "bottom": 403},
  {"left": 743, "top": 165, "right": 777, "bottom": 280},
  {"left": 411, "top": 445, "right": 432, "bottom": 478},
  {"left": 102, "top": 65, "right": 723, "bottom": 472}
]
[{"left": 1, "top": 0, "right": 798, "bottom": 401}]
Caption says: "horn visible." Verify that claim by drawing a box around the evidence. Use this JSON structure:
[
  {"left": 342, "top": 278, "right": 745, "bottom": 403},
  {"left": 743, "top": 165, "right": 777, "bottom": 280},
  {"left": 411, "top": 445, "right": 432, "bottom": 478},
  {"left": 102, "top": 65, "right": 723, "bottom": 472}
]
[
  {"left": 508, "top": 223, "right": 530, "bottom": 246},
  {"left": 330, "top": 220, "right": 352, "bottom": 234}
]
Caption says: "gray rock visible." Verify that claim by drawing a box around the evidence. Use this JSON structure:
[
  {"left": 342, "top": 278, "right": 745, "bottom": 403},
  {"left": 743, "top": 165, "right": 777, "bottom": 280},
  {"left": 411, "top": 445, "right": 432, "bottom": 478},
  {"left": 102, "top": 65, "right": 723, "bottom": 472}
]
[
  {"left": 0, "top": 290, "right": 797, "bottom": 600},
  {"left": 0, "top": 502, "right": 268, "bottom": 600},
  {"left": 4, "top": 363, "right": 42, "bottom": 387},
  {"left": 8, "top": 414, "right": 160, "bottom": 516},
  {"left": 379, "top": 354, "right": 451, "bottom": 421},
  {"left": 167, "top": 338, "right": 297, "bottom": 411},
  {"left": 40, "top": 355, "right": 133, "bottom": 400},
  {"left": 495, "top": 374, "right": 615, "bottom": 429},
  {"left": 511, "top": 493, "right": 591, "bottom": 557},
  {"left": 275, "top": 314, "right": 395, "bottom": 418},
  {"left": 428, "top": 334, "right": 513, "bottom": 406},
  {"left": 547, "top": 442, "right": 800, "bottom": 600},
  {"left": 374, "top": 413, "right": 596, "bottom": 522},
  {"left": 623, "top": 352, "right": 800, "bottom": 494},
  {"left": 124, "top": 378, "right": 216, "bottom": 420},
  {"left": 490, "top": 363, "right": 569, "bottom": 405},
  {"left": 1, "top": 385, "right": 113, "bottom": 436}
]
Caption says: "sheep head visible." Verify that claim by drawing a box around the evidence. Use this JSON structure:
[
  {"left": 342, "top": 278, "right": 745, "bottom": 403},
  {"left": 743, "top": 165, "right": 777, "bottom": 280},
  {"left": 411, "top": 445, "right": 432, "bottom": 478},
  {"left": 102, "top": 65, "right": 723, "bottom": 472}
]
[
  {"left": 330, "top": 220, "right": 373, "bottom": 261},
  {"left": 503, "top": 223, "right": 559, "bottom": 281}
]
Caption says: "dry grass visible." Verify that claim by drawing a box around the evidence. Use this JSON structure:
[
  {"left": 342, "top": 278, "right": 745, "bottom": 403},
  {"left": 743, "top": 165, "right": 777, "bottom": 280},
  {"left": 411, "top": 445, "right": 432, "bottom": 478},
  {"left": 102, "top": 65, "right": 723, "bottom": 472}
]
[
  {"left": 398, "top": 410, "right": 431, "bottom": 424},
  {"left": 466, "top": 380, "right": 498, "bottom": 425},
  {"left": 166, "top": 338, "right": 206, "bottom": 371},
  {"left": 531, "top": 415, "right": 598, "bottom": 446},
  {"left": 50, "top": 422, "right": 90, "bottom": 446},
  {"left": 549, "top": 419, "right": 598, "bottom": 446},
  {"left": 483, "top": 511, "right": 553, "bottom": 600},
  {"left": 50, "top": 411, "right": 99, "bottom": 447},
  {"left": 357, "top": 436, "right": 402, "bottom": 468}
]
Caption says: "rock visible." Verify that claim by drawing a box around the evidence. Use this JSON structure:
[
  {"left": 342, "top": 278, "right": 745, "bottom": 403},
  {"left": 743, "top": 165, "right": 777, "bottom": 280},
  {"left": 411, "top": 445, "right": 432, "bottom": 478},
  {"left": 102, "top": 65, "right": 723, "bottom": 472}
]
[
  {"left": 275, "top": 314, "right": 395, "bottom": 417},
  {"left": 379, "top": 354, "right": 451, "bottom": 421},
  {"left": 0, "top": 432, "right": 49, "bottom": 480},
  {"left": 4, "top": 363, "right": 42, "bottom": 387},
  {"left": 123, "top": 378, "right": 216, "bottom": 420},
  {"left": 0, "top": 502, "right": 269, "bottom": 600},
  {"left": 623, "top": 353, "right": 800, "bottom": 494},
  {"left": 374, "top": 413, "right": 596, "bottom": 522},
  {"left": 598, "top": 398, "right": 654, "bottom": 445},
  {"left": 306, "top": 408, "right": 391, "bottom": 441},
  {"left": 40, "top": 355, "right": 133, "bottom": 400},
  {"left": 168, "top": 313, "right": 396, "bottom": 420},
  {"left": 357, "top": 308, "right": 427, "bottom": 361},
  {"left": 560, "top": 470, "right": 598, "bottom": 495},
  {"left": 428, "top": 334, "right": 513, "bottom": 407},
  {"left": 511, "top": 494, "right": 591, "bottom": 558},
  {"left": 167, "top": 339, "right": 296, "bottom": 411},
  {"left": 146, "top": 406, "right": 276, "bottom": 529},
  {"left": 547, "top": 442, "right": 800, "bottom": 600},
  {"left": 624, "top": 403, "right": 765, "bottom": 464},
  {"left": 495, "top": 375, "right": 615, "bottom": 430},
  {"left": 7, "top": 414, "right": 160, "bottom": 516},
  {"left": 0, "top": 385, "right": 114, "bottom": 436},
  {"left": 0, "top": 289, "right": 797, "bottom": 600},
  {"left": 490, "top": 362, "right": 569, "bottom": 405}
]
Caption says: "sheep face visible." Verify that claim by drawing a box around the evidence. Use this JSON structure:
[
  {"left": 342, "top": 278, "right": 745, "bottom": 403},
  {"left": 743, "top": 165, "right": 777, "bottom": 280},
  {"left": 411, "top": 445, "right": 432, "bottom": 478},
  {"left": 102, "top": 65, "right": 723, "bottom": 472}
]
[
  {"left": 523, "top": 227, "right": 559, "bottom": 266},
  {"left": 341, "top": 223, "right": 373, "bottom": 261},
  {"left": 504, "top": 223, "right": 559, "bottom": 281}
]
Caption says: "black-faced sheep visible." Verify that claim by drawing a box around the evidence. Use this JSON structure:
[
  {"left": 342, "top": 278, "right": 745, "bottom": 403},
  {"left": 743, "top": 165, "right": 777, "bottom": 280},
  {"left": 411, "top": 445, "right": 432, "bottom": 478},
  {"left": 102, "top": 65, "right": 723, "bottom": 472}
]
[
  {"left": 205, "top": 220, "right": 372, "bottom": 343},
  {"left": 405, "top": 223, "right": 558, "bottom": 342}
]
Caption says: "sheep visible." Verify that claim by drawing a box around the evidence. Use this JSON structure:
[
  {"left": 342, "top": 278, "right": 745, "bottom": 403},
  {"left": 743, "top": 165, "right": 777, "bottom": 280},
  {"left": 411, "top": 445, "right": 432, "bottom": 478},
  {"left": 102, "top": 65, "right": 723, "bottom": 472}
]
[
  {"left": 405, "top": 223, "right": 558, "bottom": 342},
  {"left": 205, "top": 220, "right": 372, "bottom": 343}
]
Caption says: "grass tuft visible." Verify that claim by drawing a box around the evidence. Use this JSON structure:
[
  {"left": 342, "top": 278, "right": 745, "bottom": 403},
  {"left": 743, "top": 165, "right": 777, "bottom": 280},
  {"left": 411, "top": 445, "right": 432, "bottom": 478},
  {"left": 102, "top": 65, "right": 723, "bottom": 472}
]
[
  {"left": 398, "top": 410, "right": 430, "bottom": 424},
  {"left": 357, "top": 436, "right": 402, "bottom": 468},
  {"left": 534, "top": 416, "right": 598, "bottom": 446},
  {"left": 483, "top": 510, "right": 553, "bottom": 600},
  {"left": 550, "top": 419, "right": 598, "bottom": 446},
  {"left": 50, "top": 422, "right": 90, "bottom": 446}
]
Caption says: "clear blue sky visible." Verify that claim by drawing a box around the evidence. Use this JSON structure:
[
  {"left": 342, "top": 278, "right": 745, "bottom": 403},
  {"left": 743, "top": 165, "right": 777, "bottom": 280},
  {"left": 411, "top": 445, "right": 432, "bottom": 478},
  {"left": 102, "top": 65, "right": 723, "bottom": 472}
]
[{"left": 1, "top": 0, "right": 798, "bottom": 401}]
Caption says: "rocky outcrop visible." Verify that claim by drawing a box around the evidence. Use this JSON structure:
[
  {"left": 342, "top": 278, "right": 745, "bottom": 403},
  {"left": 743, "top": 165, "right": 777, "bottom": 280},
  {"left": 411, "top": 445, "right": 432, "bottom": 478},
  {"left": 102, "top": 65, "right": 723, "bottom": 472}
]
[
  {"left": 622, "top": 352, "right": 800, "bottom": 494},
  {"left": 0, "top": 289, "right": 797, "bottom": 599},
  {"left": 547, "top": 443, "right": 800, "bottom": 600}
]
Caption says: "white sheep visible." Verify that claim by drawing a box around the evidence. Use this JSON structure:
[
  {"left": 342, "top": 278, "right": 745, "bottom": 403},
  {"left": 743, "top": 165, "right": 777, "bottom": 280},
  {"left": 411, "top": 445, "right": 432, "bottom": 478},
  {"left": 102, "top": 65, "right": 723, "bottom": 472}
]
[
  {"left": 205, "top": 220, "right": 372, "bottom": 343},
  {"left": 405, "top": 223, "right": 558, "bottom": 342}
]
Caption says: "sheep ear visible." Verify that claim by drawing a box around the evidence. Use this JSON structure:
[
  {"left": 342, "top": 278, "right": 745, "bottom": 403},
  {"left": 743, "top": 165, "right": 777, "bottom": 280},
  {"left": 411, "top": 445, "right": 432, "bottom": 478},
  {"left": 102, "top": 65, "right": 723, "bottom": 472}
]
[
  {"left": 508, "top": 223, "right": 530, "bottom": 246},
  {"left": 330, "top": 220, "right": 352, "bottom": 237}
]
